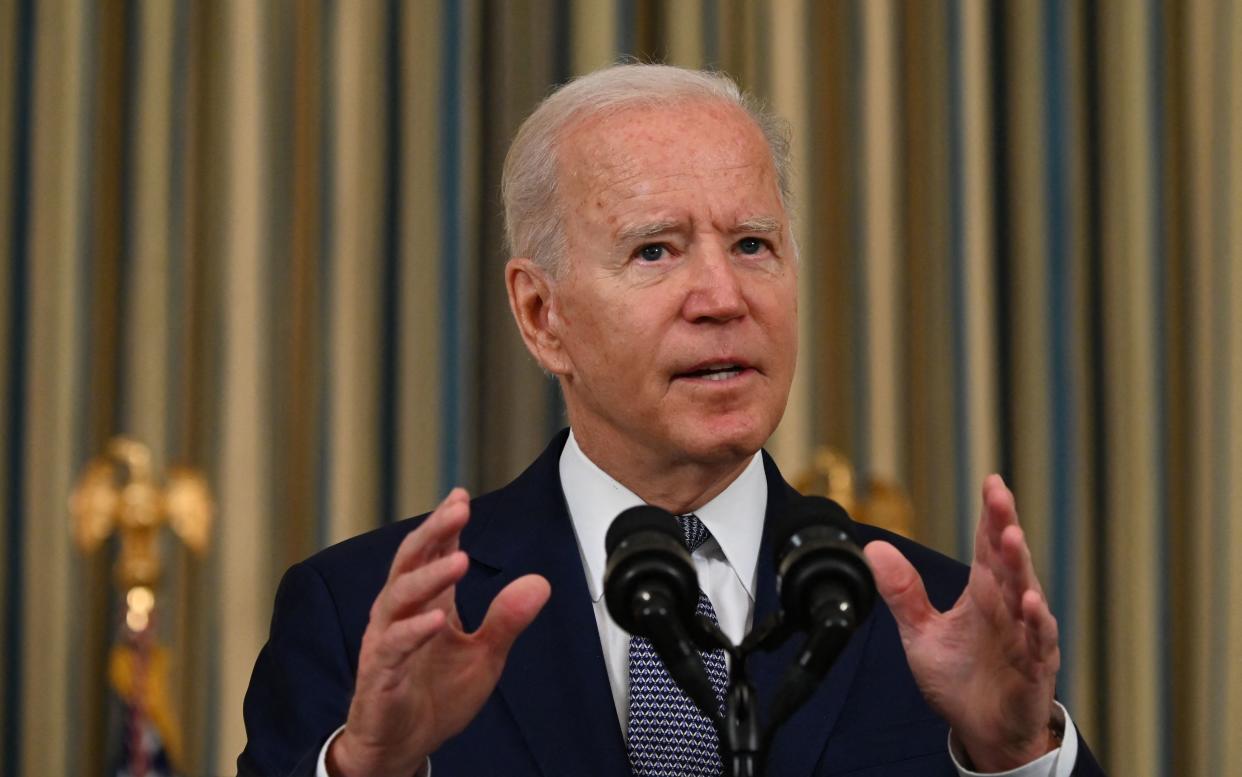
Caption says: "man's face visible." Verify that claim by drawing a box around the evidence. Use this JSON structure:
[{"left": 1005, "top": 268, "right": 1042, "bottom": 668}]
[{"left": 545, "top": 99, "right": 798, "bottom": 467}]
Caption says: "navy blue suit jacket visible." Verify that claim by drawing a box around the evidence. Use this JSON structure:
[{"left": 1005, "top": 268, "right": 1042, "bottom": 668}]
[{"left": 238, "top": 430, "right": 1102, "bottom": 776}]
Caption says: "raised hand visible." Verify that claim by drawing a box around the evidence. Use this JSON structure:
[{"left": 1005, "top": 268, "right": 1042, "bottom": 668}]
[
  {"left": 862, "top": 475, "right": 1060, "bottom": 772},
  {"left": 327, "top": 488, "right": 551, "bottom": 777}
]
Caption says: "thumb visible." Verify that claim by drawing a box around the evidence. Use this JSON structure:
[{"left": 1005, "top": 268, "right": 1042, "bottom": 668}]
[
  {"left": 476, "top": 574, "right": 551, "bottom": 655},
  {"left": 864, "top": 540, "right": 935, "bottom": 635}
]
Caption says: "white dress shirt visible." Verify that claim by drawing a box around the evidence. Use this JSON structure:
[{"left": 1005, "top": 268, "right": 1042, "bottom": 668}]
[
  {"left": 317, "top": 430, "right": 1077, "bottom": 776},
  {"left": 559, "top": 429, "right": 767, "bottom": 727}
]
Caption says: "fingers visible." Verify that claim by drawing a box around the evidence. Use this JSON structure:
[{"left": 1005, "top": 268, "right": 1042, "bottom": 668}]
[
  {"left": 995, "top": 523, "right": 1038, "bottom": 616},
  {"left": 387, "top": 488, "right": 471, "bottom": 586},
  {"left": 863, "top": 541, "right": 935, "bottom": 634},
  {"left": 1009, "top": 536, "right": 1058, "bottom": 658},
  {"left": 369, "top": 488, "right": 471, "bottom": 631},
  {"left": 476, "top": 574, "right": 551, "bottom": 655},
  {"left": 973, "top": 474, "right": 1014, "bottom": 566},
  {"left": 374, "top": 609, "right": 448, "bottom": 670},
  {"left": 976, "top": 475, "right": 1044, "bottom": 596},
  {"left": 375, "top": 550, "right": 470, "bottom": 626},
  {"left": 1021, "top": 589, "right": 1060, "bottom": 664},
  {"left": 974, "top": 477, "right": 1057, "bottom": 663}
]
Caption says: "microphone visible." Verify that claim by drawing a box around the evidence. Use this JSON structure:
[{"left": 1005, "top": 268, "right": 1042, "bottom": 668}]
[
  {"left": 774, "top": 496, "right": 875, "bottom": 633},
  {"left": 604, "top": 505, "right": 721, "bottom": 722},
  {"left": 767, "top": 495, "right": 876, "bottom": 731}
]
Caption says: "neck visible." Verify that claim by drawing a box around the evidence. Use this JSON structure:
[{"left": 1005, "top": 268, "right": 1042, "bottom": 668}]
[{"left": 569, "top": 422, "right": 755, "bottom": 515}]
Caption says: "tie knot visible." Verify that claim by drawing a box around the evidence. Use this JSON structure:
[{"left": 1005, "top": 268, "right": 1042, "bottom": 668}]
[{"left": 676, "top": 514, "right": 711, "bottom": 554}]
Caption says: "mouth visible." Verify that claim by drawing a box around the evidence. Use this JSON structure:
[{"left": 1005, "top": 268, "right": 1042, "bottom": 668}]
[{"left": 673, "top": 361, "right": 755, "bottom": 383}]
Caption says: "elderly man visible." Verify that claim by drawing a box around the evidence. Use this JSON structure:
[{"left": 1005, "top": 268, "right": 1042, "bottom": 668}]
[{"left": 239, "top": 64, "right": 1102, "bottom": 777}]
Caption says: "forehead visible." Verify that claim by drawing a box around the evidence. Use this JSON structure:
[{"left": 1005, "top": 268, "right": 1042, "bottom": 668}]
[{"left": 556, "top": 100, "right": 783, "bottom": 221}]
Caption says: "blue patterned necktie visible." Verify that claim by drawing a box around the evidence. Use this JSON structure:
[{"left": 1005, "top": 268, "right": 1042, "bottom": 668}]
[{"left": 626, "top": 514, "right": 728, "bottom": 776}]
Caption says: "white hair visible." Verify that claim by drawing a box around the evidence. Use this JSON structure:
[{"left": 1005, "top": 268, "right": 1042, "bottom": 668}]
[{"left": 501, "top": 63, "right": 793, "bottom": 276}]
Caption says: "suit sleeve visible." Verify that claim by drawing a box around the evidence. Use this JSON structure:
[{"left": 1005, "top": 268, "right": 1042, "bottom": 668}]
[{"left": 237, "top": 561, "right": 357, "bottom": 777}]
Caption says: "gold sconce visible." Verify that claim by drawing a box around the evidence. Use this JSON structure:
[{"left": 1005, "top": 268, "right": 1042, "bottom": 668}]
[{"left": 793, "top": 447, "right": 919, "bottom": 540}]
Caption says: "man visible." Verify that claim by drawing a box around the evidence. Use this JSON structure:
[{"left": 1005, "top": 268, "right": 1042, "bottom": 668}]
[{"left": 239, "top": 64, "right": 1103, "bottom": 776}]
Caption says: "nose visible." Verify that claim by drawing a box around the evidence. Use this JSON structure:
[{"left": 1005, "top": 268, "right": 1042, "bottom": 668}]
[{"left": 681, "top": 245, "right": 748, "bottom": 323}]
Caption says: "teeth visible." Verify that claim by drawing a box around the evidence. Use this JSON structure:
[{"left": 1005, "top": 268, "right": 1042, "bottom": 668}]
[
  {"left": 680, "top": 364, "right": 744, "bottom": 380},
  {"left": 701, "top": 366, "right": 741, "bottom": 381}
]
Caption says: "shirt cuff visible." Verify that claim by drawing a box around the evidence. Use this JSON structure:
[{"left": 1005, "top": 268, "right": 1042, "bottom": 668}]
[
  {"left": 317, "top": 725, "right": 432, "bottom": 777},
  {"left": 316, "top": 726, "right": 346, "bottom": 777},
  {"left": 948, "top": 702, "right": 1079, "bottom": 777}
]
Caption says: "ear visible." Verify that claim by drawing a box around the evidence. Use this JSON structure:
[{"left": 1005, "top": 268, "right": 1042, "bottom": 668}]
[{"left": 506, "top": 258, "right": 571, "bottom": 376}]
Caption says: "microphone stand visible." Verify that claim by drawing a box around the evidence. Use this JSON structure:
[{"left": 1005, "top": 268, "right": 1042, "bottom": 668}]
[
  {"left": 722, "top": 663, "right": 762, "bottom": 777},
  {"left": 690, "top": 610, "right": 858, "bottom": 777}
]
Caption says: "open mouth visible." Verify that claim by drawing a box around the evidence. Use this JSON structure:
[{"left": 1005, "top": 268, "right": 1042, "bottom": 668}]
[{"left": 678, "top": 364, "right": 748, "bottom": 382}]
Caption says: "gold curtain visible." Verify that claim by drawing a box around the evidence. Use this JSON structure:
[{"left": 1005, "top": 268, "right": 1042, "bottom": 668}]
[{"left": 1, "top": 2, "right": 1240, "bottom": 775}]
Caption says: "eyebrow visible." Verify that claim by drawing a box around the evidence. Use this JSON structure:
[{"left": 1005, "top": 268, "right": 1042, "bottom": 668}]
[
  {"left": 615, "top": 220, "right": 682, "bottom": 245},
  {"left": 735, "top": 216, "right": 780, "bottom": 234},
  {"left": 615, "top": 216, "right": 781, "bottom": 245}
]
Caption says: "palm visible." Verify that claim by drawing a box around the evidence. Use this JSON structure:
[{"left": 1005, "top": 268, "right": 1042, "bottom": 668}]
[
  {"left": 350, "top": 596, "right": 488, "bottom": 757},
  {"left": 403, "top": 600, "right": 521, "bottom": 747}
]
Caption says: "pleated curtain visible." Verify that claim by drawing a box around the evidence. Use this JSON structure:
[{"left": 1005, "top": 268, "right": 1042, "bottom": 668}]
[{"left": 1, "top": 2, "right": 1240, "bottom": 775}]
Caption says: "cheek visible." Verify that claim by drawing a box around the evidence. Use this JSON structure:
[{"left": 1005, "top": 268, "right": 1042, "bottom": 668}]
[
  {"left": 745, "top": 295, "right": 798, "bottom": 386},
  {"left": 558, "top": 293, "right": 651, "bottom": 376},
  {"left": 756, "top": 282, "right": 799, "bottom": 339}
]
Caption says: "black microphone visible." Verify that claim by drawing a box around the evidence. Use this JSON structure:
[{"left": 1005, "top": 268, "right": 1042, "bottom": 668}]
[
  {"left": 767, "top": 495, "right": 876, "bottom": 731},
  {"left": 604, "top": 505, "right": 721, "bottom": 722},
  {"left": 774, "top": 496, "right": 875, "bottom": 633}
]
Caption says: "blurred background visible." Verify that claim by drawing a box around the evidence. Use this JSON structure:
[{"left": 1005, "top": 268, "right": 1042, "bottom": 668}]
[{"left": 2, "top": 1, "right": 1240, "bottom": 775}]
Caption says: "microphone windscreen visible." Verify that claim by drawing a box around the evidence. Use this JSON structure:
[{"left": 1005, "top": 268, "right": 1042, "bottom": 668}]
[
  {"left": 773, "top": 496, "right": 855, "bottom": 560},
  {"left": 604, "top": 504, "right": 681, "bottom": 555}
]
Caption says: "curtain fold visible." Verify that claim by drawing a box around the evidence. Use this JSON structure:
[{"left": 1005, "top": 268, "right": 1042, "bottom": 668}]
[{"left": 1, "top": 3, "right": 1239, "bottom": 775}]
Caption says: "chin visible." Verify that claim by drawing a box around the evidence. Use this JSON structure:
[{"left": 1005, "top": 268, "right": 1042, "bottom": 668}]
[{"left": 671, "top": 413, "right": 775, "bottom": 464}]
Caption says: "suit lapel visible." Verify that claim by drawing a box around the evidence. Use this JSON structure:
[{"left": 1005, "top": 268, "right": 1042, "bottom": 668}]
[
  {"left": 750, "top": 454, "right": 874, "bottom": 777},
  {"left": 456, "top": 432, "right": 630, "bottom": 777}
]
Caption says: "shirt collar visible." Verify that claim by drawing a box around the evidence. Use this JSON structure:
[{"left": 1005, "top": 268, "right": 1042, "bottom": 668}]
[{"left": 559, "top": 429, "right": 767, "bottom": 604}]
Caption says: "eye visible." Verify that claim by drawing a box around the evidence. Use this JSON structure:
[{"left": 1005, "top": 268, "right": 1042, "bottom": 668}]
[
  {"left": 738, "top": 237, "right": 768, "bottom": 255},
  {"left": 637, "top": 244, "right": 667, "bottom": 262}
]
